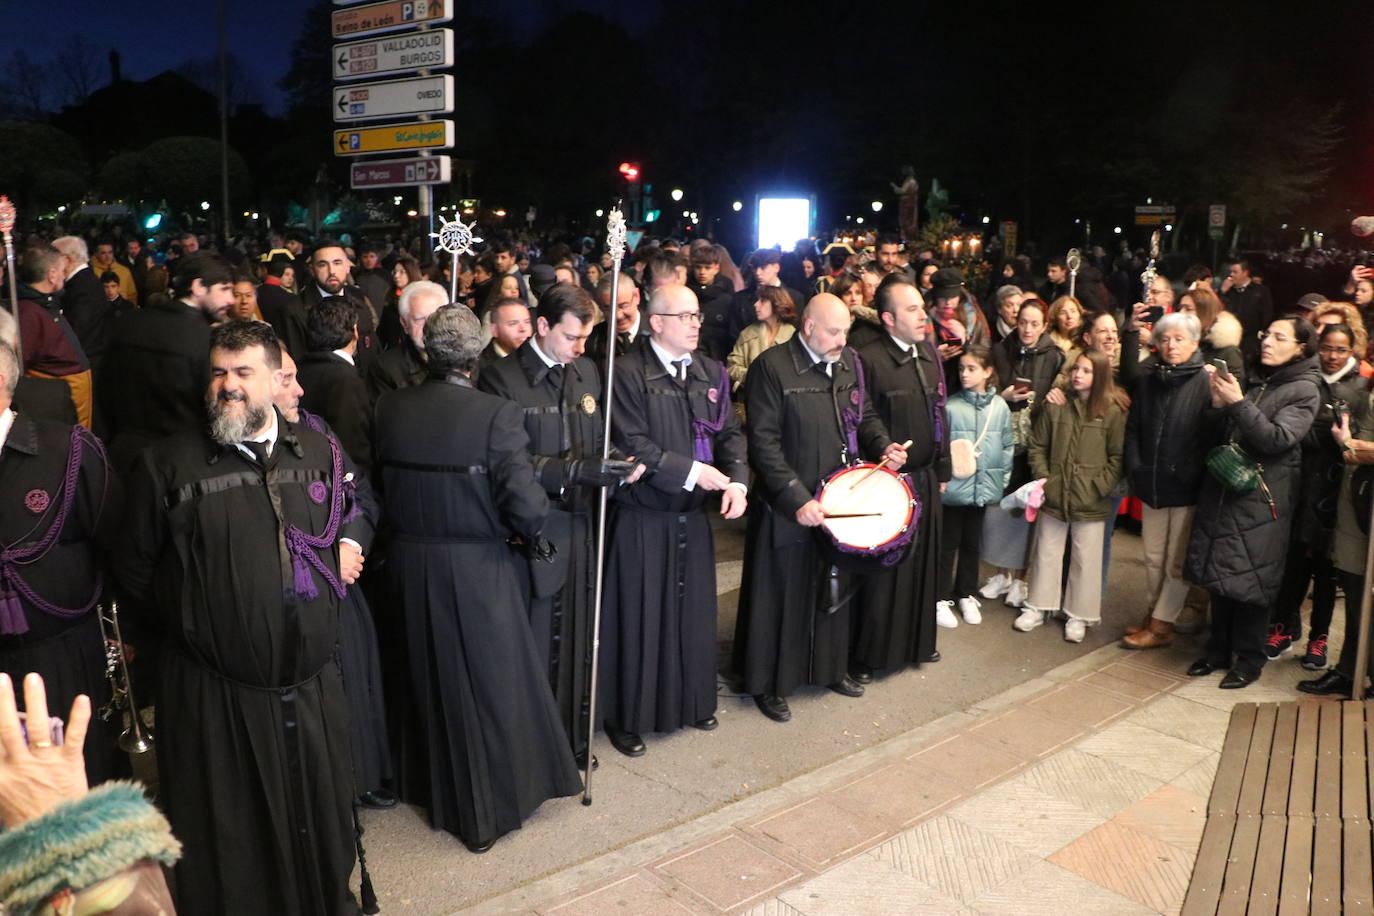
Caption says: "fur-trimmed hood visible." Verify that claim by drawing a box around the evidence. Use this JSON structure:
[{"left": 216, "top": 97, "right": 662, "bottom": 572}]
[{"left": 1206, "top": 310, "right": 1243, "bottom": 350}]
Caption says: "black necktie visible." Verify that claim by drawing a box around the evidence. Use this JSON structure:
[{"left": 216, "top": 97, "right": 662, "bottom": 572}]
[
  {"left": 672, "top": 359, "right": 687, "bottom": 383},
  {"left": 619, "top": 332, "right": 633, "bottom": 349},
  {"left": 547, "top": 363, "right": 564, "bottom": 391},
  {"left": 244, "top": 440, "right": 270, "bottom": 465}
]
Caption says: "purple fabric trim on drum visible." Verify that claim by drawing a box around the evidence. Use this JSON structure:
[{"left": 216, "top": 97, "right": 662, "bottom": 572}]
[
  {"left": 691, "top": 363, "right": 733, "bottom": 463},
  {"left": 0, "top": 426, "right": 107, "bottom": 634}
]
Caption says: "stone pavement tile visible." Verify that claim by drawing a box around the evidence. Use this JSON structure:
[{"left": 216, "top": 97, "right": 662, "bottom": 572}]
[
  {"left": 1112, "top": 785, "right": 1208, "bottom": 855},
  {"left": 1018, "top": 748, "right": 1164, "bottom": 820},
  {"left": 1023, "top": 681, "right": 1137, "bottom": 729},
  {"left": 1112, "top": 643, "right": 1194, "bottom": 678},
  {"left": 962, "top": 706, "right": 1084, "bottom": 760},
  {"left": 738, "top": 899, "right": 809, "bottom": 916},
  {"left": 945, "top": 772, "right": 1107, "bottom": 858},
  {"left": 905, "top": 731, "right": 1028, "bottom": 790},
  {"left": 650, "top": 831, "right": 805, "bottom": 913},
  {"left": 867, "top": 815, "right": 1039, "bottom": 903},
  {"left": 825, "top": 762, "right": 965, "bottom": 830},
  {"left": 1170, "top": 751, "right": 1221, "bottom": 799},
  {"left": 1096, "top": 659, "right": 1185, "bottom": 692},
  {"left": 744, "top": 796, "right": 887, "bottom": 871},
  {"left": 774, "top": 854, "right": 971, "bottom": 916},
  {"left": 1168, "top": 674, "right": 1306, "bottom": 711},
  {"left": 1075, "top": 720, "right": 1214, "bottom": 782},
  {"left": 539, "top": 872, "right": 703, "bottom": 915},
  {"left": 1122, "top": 694, "right": 1231, "bottom": 752},
  {"left": 970, "top": 859, "right": 1156, "bottom": 915},
  {"left": 1078, "top": 668, "right": 1169, "bottom": 701},
  {"left": 1048, "top": 819, "right": 1194, "bottom": 915}
]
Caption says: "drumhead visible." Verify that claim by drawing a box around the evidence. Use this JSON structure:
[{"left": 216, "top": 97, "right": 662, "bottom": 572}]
[{"left": 816, "top": 464, "right": 916, "bottom": 551}]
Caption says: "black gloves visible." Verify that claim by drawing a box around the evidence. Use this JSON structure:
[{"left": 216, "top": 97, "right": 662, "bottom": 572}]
[{"left": 569, "top": 458, "right": 638, "bottom": 488}]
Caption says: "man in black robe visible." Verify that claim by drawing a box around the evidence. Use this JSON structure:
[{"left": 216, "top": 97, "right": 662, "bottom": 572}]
[
  {"left": 374, "top": 305, "right": 580, "bottom": 853},
  {"left": 477, "top": 283, "right": 638, "bottom": 768},
  {"left": 0, "top": 339, "right": 118, "bottom": 785},
  {"left": 365, "top": 280, "right": 445, "bottom": 403},
  {"left": 115, "top": 321, "right": 364, "bottom": 916},
  {"left": 299, "top": 296, "right": 373, "bottom": 474},
  {"left": 586, "top": 271, "right": 649, "bottom": 367},
  {"left": 301, "top": 240, "right": 379, "bottom": 376},
  {"left": 733, "top": 294, "right": 905, "bottom": 723},
  {"left": 852, "top": 275, "right": 950, "bottom": 678},
  {"left": 257, "top": 254, "right": 310, "bottom": 360},
  {"left": 598, "top": 285, "right": 748, "bottom": 755},
  {"left": 99, "top": 253, "right": 234, "bottom": 476}
]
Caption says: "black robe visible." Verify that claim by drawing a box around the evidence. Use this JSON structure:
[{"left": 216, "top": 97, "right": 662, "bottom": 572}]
[
  {"left": 733, "top": 336, "right": 892, "bottom": 697},
  {"left": 298, "top": 351, "right": 373, "bottom": 475},
  {"left": 256, "top": 282, "right": 310, "bottom": 361},
  {"left": 852, "top": 335, "right": 950, "bottom": 670},
  {"left": 0, "top": 415, "right": 117, "bottom": 785},
  {"left": 374, "top": 375, "right": 580, "bottom": 848},
  {"left": 302, "top": 285, "right": 379, "bottom": 377},
  {"left": 600, "top": 343, "right": 748, "bottom": 734},
  {"left": 114, "top": 414, "right": 363, "bottom": 916},
  {"left": 365, "top": 336, "right": 427, "bottom": 404},
  {"left": 477, "top": 341, "right": 607, "bottom": 757}
]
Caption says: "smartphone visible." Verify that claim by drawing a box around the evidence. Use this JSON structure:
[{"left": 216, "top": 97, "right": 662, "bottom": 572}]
[
  {"left": 1013, "top": 377, "right": 1032, "bottom": 393},
  {"left": 1145, "top": 305, "right": 1165, "bottom": 323},
  {"left": 1334, "top": 398, "right": 1351, "bottom": 429},
  {"left": 1211, "top": 358, "right": 1233, "bottom": 381}
]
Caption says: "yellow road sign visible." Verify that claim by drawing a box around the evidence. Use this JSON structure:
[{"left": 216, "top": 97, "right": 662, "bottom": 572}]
[{"left": 333, "top": 119, "right": 453, "bottom": 156}]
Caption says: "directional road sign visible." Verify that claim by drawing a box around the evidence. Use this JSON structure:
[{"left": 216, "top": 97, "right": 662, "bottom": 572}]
[
  {"left": 333, "top": 29, "right": 453, "bottom": 80},
  {"left": 331, "top": 0, "right": 452, "bottom": 40},
  {"left": 350, "top": 156, "right": 451, "bottom": 189},
  {"left": 334, "top": 119, "right": 454, "bottom": 156},
  {"left": 334, "top": 75, "right": 453, "bottom": 122}
]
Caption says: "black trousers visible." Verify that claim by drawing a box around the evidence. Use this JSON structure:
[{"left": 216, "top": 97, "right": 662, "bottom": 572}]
[
  {"left": 1335, "top": 571, "right": 1374, "bottom": 681},
  {"left": 1271, "top": 537, "right": 1337, "bottom": 641},
  {"left": 1207, "top": 594, "right": 1270, "bottom": 675},
  {"left": 939, "top": 505, "right": 986, "bottom": 602}
]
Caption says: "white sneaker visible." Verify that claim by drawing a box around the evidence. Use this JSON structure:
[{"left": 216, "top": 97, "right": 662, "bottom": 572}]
[
  {"left": 959, "top": 596, "right": 982, "bottom": 625},
  {"left": 1004, "top": 579, "right": 1029, "bottom": 608},
  {"left": 1064, "top": 617, "right": 1087, "bottom": 643},
  {"left": 1013, "top": 608, "right": 1044, "bottom": 632},
  {"left": 936, "top": 600, "right": 959, "bottom": 628},
  {"left": 979, "top": 572, "right": 1012, "bottom": 599}
]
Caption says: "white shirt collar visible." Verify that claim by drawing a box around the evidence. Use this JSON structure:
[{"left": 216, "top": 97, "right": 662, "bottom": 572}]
[
  {"left": 623, "top": 312, "right": 641, "bottom": 339},
  {"left": 234, "top": 409, "right": 279, "bottom": 460},
  {"left": 0, "top": 407, "right": 14, "bottom": 452},
  {"left": 66, "top": 263, "right": 87, "bottom": 281},
  {"left": 331, "top": 348, "right": 355, "bottom": 366},
  {"left": 887, "top": 332, "right": 916, "bottom": 356},
  {"left": 316, "top": 285, "right": 335, "bottom": 300},
  {"left": 648, "top": 338, "right": 691, "bottom": 376},
  {"left": 529, "top": 336, "right": 559, "bottom": 368},
  {"left": 798, "top": 336, "right": 827, "bottom": 365}
]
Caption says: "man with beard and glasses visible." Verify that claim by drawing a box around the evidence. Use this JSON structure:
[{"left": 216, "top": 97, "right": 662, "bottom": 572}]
[
  {"left": 115, "top": 320, "right": 368, "bottom": 915},
  {"left": 301, "top": 239, "right": 379, "bottom": 377}
]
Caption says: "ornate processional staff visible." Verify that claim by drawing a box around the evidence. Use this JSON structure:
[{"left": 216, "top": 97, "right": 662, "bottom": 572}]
[
  {"left": 430, "top": 216, "right": 483, "bottom": 304},
  {"left": 582, "top": 204, "right": 626, "bottom": 804}
]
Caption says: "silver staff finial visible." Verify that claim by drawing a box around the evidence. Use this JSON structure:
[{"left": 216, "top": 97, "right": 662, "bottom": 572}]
[
  {"left": 606, "top": 207, "right": 627, "bottom": 263},
  {"left": 430, "top": 216, "right": 483, "bottom": 258}
]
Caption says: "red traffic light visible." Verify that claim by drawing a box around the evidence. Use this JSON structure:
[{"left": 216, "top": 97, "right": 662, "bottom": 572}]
[{"left": 618, "top": 161, "right": 640, "bottom": 181}]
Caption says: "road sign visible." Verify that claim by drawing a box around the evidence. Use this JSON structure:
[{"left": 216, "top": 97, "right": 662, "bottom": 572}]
[
  {"left": 1207, "top": 204, "right": 1226, "bottom": 241},
  {"left": 351, "top": 155, "right": 451, "bottom": 189},
  {"left": 331, "top": 0, "right": 452, "bottom": 40},
  {"left": 333, "top": 29, "right": 453, "bottom": 80},
  {"left": 1134, "top": 204, "right": 1176, "bottom": 227},
  {"left": 334, "top": 75, "right": 453, "bottom": 122},
  {"left": 334, "top": 119, "right": 454, "bottom": 156}
]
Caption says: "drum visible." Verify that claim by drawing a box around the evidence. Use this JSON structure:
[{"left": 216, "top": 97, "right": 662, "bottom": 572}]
[{"left": 815, "top": 463, "right": 920, "bottom": 570}]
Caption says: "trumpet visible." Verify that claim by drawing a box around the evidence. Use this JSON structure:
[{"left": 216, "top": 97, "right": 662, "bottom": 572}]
[{"left": 97, "top": 600, "right": 153, "bottom": 755}]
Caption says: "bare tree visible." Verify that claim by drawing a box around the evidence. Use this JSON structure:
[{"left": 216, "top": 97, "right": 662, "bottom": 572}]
[
  {"left": 53, "top": 35, "right": 103, "bottom": 107},
  {"left": 0, "top": 50, "right": 54, "bottom": 119}
]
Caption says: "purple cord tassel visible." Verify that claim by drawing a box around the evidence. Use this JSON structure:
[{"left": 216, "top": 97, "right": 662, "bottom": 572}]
[
  {"left": 692, "top": 425, "right": 713, "bottom": 462},
  {"left": 291, "top": 549, "right": 320, "bottom": 601},
  {"left": 0, "top": 583, "right": 27, "bottom": 635}
]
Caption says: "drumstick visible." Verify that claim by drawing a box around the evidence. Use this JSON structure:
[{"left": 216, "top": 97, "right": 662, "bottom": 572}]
[
  {"left": 822, "top": 511, "right": 884, "bottom": 519},
  {"left": 852, "top": 439, "right": 914, "bottom": 488}
]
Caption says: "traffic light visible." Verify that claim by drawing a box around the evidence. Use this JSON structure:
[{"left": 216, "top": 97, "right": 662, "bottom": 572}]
[{"left": 618, "top": 162, "right": 640, "bottom": 181}]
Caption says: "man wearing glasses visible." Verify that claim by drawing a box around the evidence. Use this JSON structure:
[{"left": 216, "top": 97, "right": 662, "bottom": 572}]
[{"left": 596, "top": 285, "right": 748, "bottom": 757}]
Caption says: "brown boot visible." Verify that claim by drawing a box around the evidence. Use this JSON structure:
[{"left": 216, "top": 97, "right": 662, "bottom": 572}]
[
  {"left": 1123, "top": 612, "right": 1154, "bottom": 636},
  {"left": 1122, "top": 619, "right": 1174, "bottom": 649}
]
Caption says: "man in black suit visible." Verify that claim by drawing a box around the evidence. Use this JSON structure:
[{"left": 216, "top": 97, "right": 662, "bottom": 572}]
[
  {"left": 300, "top": 239, "right": 379, "bottom": 376},
  {"left": 297, "top": 296, "right": 372, "bottom": 473},
  {"left": 586, "top": 271, "right": 648, "bottom": 367},
  {"left": 256, "top": 253, "right": 309, "bottom": 359},
  {"left": 1221, "top": 258, "right": 1275, "bottom": 363},
  {"left": 52, "top": 236, "right": 112, "bottom": 372},
  {"left": 479, "top": 297, "right": 533, "bottom": 367}
]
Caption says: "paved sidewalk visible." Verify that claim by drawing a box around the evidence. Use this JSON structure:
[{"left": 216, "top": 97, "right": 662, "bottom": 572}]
[{"left": 465, "top": 633, "right": 1333, "bottom": 916}]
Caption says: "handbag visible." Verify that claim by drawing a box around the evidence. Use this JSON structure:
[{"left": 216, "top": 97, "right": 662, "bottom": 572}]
[
  {"left": 951, "top": 404, "right": 993, "bottom": 479},
  {"left": 1205, "top": 440, "right": 1279, "bottom": 519}
]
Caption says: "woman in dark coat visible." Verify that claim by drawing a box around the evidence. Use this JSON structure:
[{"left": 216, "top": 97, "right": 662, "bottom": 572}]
[
  {"left": 991, "top": 299, "right": 1065, "bottom": 490},
  {"left": 1267, "top": 323, "right": 1370, "bottom": 667},
  {"left": 1185, "top": 316, "right": 1322, "bottom": 688}
]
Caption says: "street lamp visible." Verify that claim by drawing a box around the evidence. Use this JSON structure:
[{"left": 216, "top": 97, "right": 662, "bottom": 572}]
[
  {"left": 871, "top": 201, "right": 883, "bottom": 212},
  {"left": 670, "top": 189, "right": 684, "bottom": 202},
  {"left": 200, "top": 201, "right": 210, "bottom": 211},
  {"left": 732, "top": 201, "right": 743, "bottom": 212}
]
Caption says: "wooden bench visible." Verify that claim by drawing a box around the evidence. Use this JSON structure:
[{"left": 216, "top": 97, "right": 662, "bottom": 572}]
[{"left": 1183, "top": 701, "right": 1374, "bottom": 915}]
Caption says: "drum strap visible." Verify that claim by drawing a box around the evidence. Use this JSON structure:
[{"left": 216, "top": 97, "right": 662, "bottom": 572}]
[{"left": 823, "top": 564, "right": 856, "bottom": 616}]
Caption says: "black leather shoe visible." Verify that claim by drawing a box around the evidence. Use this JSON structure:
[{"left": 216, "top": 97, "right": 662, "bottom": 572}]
[
  {"left": 357, "top": 789, "right": 398, "bottom": 809},
  {"left": 464, "top": 838, "right": 495, "bottom": 854},
  {"left": 753, "top": 693, "right": 791, "bottom": 722},
  {"left": 691, "top": 715, "right": 718, "bottom": 731},
  {"left": 849, "top": 664, "right": 873, "bottom": 684},
  {"left": 1298, "top": 669, "right": 1354, "bottom": 696},
  {"left": 919, "top": 650, "right": 941, "bottom": 664},
  {"left": 828, "top": 674, "right": 865, "bottom": 698},
  {"left": 1187, "top": 658, "right": 1221, "bottom": 677},
  {"left": 1219, "top": 668, "right": 1259, "bottom": 689},
  {"left": 603, "top": 720, "right": 645, "bottom": 757},
  {"left": 575, "top": 750, "right": 600, "bottom": 771}
]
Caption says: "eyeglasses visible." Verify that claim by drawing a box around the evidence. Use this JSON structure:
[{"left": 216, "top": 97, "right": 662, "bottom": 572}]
[
  {"left": 1257, "top": 331, "right": 1294, "bottom": 343},
  {"left": 656, "top": 311, "right": 703, "bottom": 325},
  {"left": 1319, "top": 345, "right": 1352, "bottom": 355}
]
